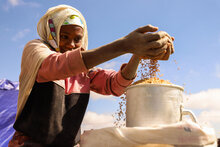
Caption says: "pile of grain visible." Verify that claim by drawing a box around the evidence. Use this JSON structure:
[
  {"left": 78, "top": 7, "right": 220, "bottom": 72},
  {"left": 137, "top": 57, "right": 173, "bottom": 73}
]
[
  {"left": 136, "top": 59, "right": 171, "bottom": 85},
  {"left": 132, "top": 77, "right": 172, "bottom": 85}
]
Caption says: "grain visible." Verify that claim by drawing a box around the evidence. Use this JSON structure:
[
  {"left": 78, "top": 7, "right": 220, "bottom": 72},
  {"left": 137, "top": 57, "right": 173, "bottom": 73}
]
[{"left": 113, "top": 59, "right": 171, "bottom": 127}]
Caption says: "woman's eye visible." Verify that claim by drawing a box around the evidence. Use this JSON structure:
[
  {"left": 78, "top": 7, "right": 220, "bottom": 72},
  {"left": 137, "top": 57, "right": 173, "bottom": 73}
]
[
  {"left": 60, "top": 35, "right": 68, "bottom": 39},
  {"left": 74, "top": 37, "right": 82, "bottom": 43}
]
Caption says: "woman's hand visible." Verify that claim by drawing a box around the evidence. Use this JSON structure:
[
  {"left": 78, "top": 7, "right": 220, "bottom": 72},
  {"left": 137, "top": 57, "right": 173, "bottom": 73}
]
[{"left": 123, "top": 25, "right": 174, "bottom": 60}]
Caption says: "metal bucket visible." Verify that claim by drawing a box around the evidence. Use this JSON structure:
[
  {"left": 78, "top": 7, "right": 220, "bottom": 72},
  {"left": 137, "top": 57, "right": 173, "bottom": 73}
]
[{"left": 126, "top": 84, "right": 197, "bottom": 127}]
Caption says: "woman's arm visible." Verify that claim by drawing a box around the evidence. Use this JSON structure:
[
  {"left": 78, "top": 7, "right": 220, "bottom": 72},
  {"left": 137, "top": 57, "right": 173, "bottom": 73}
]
[
  {"left": 121, "top": 55, "right": 141, "bottom": 80},
  {"left": 81, "top": 25, "right": 174, "bottom": 69}
]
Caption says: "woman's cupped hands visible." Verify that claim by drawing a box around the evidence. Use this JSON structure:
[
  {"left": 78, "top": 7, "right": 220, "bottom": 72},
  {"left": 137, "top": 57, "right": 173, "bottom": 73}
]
[{"left": 124, "top": 24, "right": 174, "bottom": 60}]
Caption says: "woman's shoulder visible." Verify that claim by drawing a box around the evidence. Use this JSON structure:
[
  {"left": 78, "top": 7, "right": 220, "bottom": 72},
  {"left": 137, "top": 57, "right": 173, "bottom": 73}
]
[
  {"left": 25, "top": 39, "right": 56, "bottom": 52},
  {"left": 25, "top": 39, "right": 47, "bottom": 47},
  {"left": 22, "top": 39, "right": 55, "bottom": 56}
]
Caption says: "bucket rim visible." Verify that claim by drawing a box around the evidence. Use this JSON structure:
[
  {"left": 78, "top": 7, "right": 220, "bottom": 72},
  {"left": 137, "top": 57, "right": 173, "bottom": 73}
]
[{"left": 126, "top": 83, "right": 184, "bottom": 91}]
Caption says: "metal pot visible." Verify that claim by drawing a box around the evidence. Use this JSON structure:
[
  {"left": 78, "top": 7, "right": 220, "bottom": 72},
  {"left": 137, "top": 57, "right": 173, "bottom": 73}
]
[{"left": 126, "top": 84, "right": 197, "bottom": 127}]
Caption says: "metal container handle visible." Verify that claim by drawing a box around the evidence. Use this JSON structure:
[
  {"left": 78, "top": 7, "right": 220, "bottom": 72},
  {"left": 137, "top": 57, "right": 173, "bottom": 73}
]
[{"left": 181, "top": 108, "right": 198, "bottom": 123}]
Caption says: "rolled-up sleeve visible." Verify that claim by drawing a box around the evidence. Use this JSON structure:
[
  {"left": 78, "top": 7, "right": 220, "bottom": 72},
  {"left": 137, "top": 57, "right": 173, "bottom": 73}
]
[
  {"left": 89, "top": 64, "right": 135, "bottom": 96},
  {"left": 37, "top": 48, "right": 88, "bottom": 83}
]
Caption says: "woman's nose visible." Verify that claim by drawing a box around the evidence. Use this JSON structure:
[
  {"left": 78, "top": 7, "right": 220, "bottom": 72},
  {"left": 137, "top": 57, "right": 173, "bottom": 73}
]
[{"left": 67, "top": 40, "right": 75, "bottom": 48}]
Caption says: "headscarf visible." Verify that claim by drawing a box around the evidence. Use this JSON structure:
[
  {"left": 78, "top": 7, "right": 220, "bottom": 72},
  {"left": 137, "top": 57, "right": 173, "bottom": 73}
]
[
  {"left": 16, "top": 5, "right": 88, "bottom": 119},
  {"left": 37, "top": 4, "right": 88, "bottom": 51}
]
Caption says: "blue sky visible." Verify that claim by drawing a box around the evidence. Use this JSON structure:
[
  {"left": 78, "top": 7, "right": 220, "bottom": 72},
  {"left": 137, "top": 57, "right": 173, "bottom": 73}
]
[{"left": 0, "top": 0, "right": 220, "bottom": 137}]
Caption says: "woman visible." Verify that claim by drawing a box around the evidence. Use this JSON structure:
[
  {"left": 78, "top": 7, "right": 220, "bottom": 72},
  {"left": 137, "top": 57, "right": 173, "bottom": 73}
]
[{"left": 9, "top": 4, "right": 174, "bottom": 147}]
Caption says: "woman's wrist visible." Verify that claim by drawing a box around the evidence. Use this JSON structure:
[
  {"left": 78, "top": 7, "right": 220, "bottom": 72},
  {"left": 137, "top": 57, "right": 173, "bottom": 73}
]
[
  {"left": 132, "top": 54, "right": 141, "bottom": 61},
  {"left": 121, "top": 54, "right": 141, "bottom": 80},
  {"left": 117, "top": 37, "right": 133, "bottom": 54}
]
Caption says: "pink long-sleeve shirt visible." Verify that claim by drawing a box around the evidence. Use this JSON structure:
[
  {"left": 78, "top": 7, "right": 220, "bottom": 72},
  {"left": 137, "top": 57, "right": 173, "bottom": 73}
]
[{"left": 36, "top": 45, "right": 133, "bottom": 96}]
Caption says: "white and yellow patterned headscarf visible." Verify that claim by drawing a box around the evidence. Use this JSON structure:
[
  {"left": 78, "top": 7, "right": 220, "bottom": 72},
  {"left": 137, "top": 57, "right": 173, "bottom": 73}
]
[{"left": 37, "top": 4, "right": 88, "bottom": 52}]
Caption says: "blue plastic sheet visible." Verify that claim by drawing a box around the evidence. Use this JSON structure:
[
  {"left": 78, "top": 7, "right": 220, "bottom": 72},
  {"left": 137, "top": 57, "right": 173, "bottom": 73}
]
[{"left": 0, "top": 79, "right": 19, "bottom": 147}]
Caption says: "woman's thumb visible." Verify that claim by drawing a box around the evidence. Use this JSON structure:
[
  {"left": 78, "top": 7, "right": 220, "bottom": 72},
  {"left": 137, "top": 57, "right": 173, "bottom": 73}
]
[{"left": 135, "top": 25, "right": 158, "bottom": 33}]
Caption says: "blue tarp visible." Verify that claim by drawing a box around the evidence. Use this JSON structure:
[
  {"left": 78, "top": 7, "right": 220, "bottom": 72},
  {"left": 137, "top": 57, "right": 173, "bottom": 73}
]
[{"left": 0, "top": 79, "right": 19, "bottom": 147}]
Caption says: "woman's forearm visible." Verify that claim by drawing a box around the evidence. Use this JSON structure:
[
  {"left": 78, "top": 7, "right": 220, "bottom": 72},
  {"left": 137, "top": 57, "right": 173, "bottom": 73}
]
[
  {"left": 81, "top": 38, "right": 129, "bottom": 69},
  {"left": 121, "top": 54, "right": 141, "bottom": 80}
]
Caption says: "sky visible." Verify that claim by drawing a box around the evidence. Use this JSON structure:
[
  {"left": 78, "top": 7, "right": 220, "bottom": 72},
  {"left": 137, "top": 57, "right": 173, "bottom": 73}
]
[{"left": 0, "top": 0, "right": 220, "bottom": 138}]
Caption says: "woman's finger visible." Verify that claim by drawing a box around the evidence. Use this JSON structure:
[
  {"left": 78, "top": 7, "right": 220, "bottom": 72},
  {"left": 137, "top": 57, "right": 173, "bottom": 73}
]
[
  {"left": 135, "top": 25, "right": 158, "bottom": 33},
  {"left": 168, "top": 42, "right": 174, "bottom": 54},
  {"left": 145, "top": 31, "right": 169, "bottom": 42},
  {"left": 162, "top": 46, "right": 171, "bottom": 60},
  {"left": 147, "top": 44, "right": 168, "bottom": 56},
  {"left": 147, "top": 36, "right": 169, "bottom": 49}
]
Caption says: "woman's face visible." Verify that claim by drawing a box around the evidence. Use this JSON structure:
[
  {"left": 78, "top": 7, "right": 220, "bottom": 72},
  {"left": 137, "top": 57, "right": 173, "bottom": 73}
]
[{"left": 59, "top": 25, "right": 84, "bottom": 53}]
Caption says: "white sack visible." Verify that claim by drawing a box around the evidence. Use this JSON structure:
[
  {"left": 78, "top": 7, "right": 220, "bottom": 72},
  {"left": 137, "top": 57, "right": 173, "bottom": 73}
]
[{"left": 80, "top": 120, "right": 217, "bottom": 147}]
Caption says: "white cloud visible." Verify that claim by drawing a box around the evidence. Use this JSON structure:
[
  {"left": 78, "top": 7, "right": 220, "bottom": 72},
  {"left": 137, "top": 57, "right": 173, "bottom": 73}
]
[
  {"left": 82, "top": 111, "right": 114, "bottom": 131},
  {"left": 22, "top": 1, "right": 40, "bottom": 7},
  {"left": 8, "top": 0, "right": 19, "bottom": 6},
  {"left": 198, "top": 110, "right": 220, "bottom": 124},
  {"left": 90, "top": 91, "right": 115, "bottom": 100},
  {"left": 184, "top": 88, "right": 220, "bottom": 110},
  {"left": 216, "top": 64, "right": 220, "bottom": 78},
  {"left": 3, "top": 0, "right": 40, "bottom": 11},
  {"left": 12, "top": 29, "right": 30, "bottom": 41}
]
